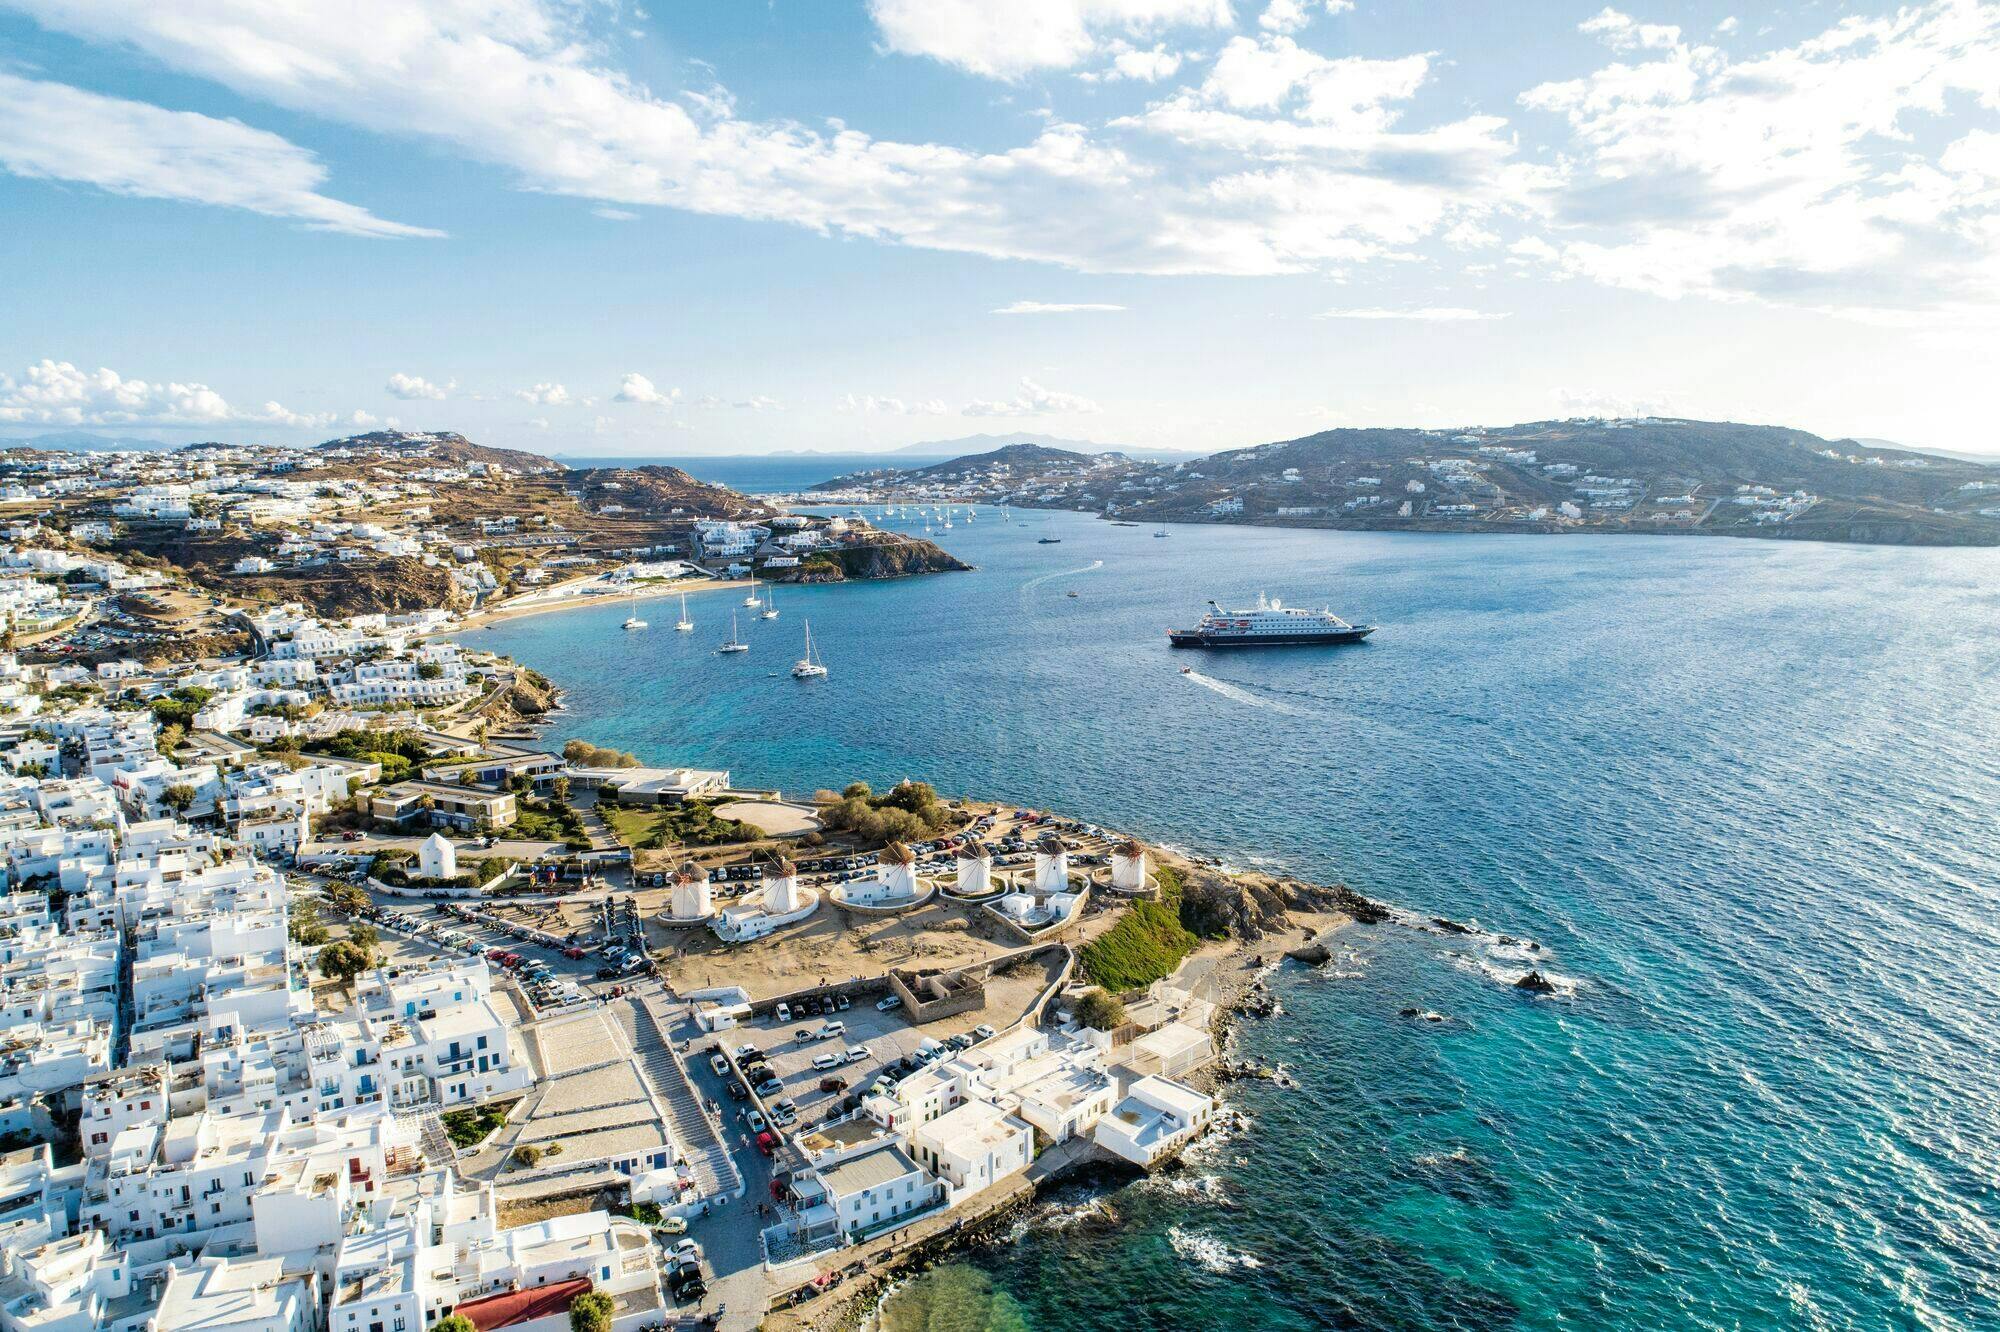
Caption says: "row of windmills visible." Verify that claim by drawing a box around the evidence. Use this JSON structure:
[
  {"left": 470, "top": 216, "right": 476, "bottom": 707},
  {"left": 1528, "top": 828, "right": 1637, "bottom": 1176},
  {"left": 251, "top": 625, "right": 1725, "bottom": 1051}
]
[{"left": 655, "top": 828, "right": 1159, "bottom": 944}]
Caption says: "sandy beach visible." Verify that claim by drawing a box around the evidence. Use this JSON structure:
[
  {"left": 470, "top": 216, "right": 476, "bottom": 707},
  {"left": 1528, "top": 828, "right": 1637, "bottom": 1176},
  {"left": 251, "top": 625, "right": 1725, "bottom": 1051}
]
[{"left": 448, "top": 573, "right": 752, "bottom": 632}]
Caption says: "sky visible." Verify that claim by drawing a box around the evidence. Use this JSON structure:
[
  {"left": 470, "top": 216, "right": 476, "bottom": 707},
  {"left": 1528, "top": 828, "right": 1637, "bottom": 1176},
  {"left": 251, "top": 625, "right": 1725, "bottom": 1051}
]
[{"left": 1, "top": 0, "right": 1997, "bottom": 458}]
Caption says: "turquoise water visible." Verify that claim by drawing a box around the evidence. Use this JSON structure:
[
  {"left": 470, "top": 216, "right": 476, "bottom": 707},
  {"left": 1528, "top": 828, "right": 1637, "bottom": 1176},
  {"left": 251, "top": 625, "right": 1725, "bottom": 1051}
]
[{"left": 466, "top": 507, "right": 2000, "bottom": 1329}]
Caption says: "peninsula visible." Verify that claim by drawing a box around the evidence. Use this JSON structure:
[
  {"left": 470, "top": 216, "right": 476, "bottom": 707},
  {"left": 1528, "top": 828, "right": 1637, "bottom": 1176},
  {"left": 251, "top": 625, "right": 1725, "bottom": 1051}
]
[
  {"left": 813, "top": 418, "right": 2000, "bottom": 546},
  {"left": 0, "top": 427, "right": 1371, "bottom": 1332}
]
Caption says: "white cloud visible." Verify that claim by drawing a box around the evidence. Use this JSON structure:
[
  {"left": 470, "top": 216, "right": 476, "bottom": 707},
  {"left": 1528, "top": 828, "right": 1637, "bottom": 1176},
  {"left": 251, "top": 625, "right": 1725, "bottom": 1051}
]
[
  {"left": 962, "top": 377, "right": 1101, "bottom": 416},
  {"left": 1714, "top": 16, "right": 1739, "bottom": 36},
  {"left": 593, "top": 207, "right": 638, "bottom": 220},
  {"left": 1313, "top": 306, "right": 1510, "bottom": 321},
  {"left": 993, "top": 301, "right": 1128, "bottom": 314},
  {"left": 5, "top": 0, "right": 1549, "bottom": 279},
  {"left": 385, "top": 372, "right": 449, "bottom": 400},
  {"left": 1577, "top": 8, "right": 1682, "bottom": 53},
  {"left": 0, "top": 72, "right": 437, "bottom": 239},
  {"left": 515, "top": 382, "right": 571, "bottom": 406},
  {"left": 1106, "top": 45, "right": 1184, "bottom": 82},
  {"left": 867, "top": 0, "right": 1231, "bottom": 80},
  {"left": 836, "top": 394, "right": 949, "bottom": 415},
  {"left": 0, "top": 358, "right": 336, "bottom": 429},
  {"left": 1257, "top": 0, "right": 1347, "bottom": 35},
  {"left": 1521, "top": 2, "right": 2000, "bottom": 317},
  {"left": 734, "top": 395, "right": 782, "bottom": 411},
  {"left": 614, "top": 372, "right": 678, "bottom": 405}
]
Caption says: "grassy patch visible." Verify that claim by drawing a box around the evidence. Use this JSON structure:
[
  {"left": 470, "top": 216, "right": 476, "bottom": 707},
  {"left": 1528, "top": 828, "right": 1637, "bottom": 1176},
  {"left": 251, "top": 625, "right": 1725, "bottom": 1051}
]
[
  {"left": 605, "top": 799, "right": 758, "bottom": 850},
  {"left": 1079, "top": 900, "right": 1199, "bottom": 993},
  {"left": 440, "top": 1100, "right": 515, "bottom": 1148}
]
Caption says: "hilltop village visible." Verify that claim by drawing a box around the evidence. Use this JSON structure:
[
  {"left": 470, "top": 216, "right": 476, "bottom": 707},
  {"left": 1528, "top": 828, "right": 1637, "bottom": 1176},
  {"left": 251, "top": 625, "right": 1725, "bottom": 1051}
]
[
  {"left": 814, "top": 418, "right": 2000, "bottom": 546},
  {"left": 0, "top": 433, "right": 1339, "bottom": 1332}
]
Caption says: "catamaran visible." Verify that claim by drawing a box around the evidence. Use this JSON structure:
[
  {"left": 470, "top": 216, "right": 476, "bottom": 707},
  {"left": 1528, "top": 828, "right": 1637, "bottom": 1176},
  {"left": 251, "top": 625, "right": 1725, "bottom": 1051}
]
[
  {"left": 674, "top": 594, "right": 693, "bottom": 632},
  {"left": 717, "top": 612, "right": 749, "bottom": 653},
  {"left": 622, "top": 593, "right": 647, "bottom": 630},
  {"left": 760, "top": 585, "right": 779, "bottom": 620},
  {"left": 791, "top": 621, "right": 828, "bottom": 678}
]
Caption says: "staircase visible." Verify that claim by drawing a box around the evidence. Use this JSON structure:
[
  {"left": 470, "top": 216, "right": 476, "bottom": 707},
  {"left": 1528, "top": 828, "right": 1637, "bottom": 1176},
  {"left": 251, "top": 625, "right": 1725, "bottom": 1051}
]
[
  {"left": 401, "top": 1106, "right": 460, "bottom": 1179},
  {"left": 611, "top": 997, "right": 742, "bottom": 1201}
]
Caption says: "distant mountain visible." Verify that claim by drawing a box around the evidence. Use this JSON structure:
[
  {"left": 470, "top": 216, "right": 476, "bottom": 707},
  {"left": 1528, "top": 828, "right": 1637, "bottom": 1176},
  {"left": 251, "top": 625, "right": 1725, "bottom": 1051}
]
[
  {"left": 1856, "top": 437, "right": 2000, "bottom": 465},
  {"left": 315, "top": 429, "right": 557, "bottom": 473},
  {"left": 887, "top": 432, "right": 1199, "bottom": 462},
  {"left": 815, "top": 441, "right": 1132, "bottom": 492},
  {"left": 0, "top": 430, "right": 186, "bottom": 452}
]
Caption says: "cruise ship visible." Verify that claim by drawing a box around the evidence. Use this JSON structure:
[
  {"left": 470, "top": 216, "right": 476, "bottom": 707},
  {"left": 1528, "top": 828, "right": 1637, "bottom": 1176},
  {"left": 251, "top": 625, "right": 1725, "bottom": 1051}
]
[{"left": 1167, "top": 593, "right": 1374, "bottom": 648}]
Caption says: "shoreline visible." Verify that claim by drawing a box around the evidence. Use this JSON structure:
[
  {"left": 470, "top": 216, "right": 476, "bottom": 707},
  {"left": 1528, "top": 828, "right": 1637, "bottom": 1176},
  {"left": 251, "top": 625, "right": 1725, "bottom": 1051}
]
[
  {"left": 449, "top": 574, "right": 752, "bottom": 632},
  {"left": 774, "top": 892, "right": 1360, "bottom": 1332}
]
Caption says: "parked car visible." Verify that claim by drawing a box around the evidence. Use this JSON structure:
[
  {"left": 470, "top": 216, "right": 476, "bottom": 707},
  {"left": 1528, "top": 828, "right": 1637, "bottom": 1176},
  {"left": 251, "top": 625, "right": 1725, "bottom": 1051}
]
[
  {"left": 755, "top": 1132, "right": 777, "bottom": 1157},
  {"left": 708, "top": 1053, "right": 729, "bottom": 1077},
  {"left": 811, "top": 1051, "right": 842, "bottom": 1071},
  {"left": 973, "top": 1024, "right": 997, "bottom": 1041},
  {"left": 842, "top": 1047, "right": 869, "bottom": 1065},
  {"left": 733, "top": 1043, "right": 758, "bottom": 1060},
  {"left": 794, "top": 1028, "right": 814, "bottom": 1043},
  {"left": 835, "top": 994, "right": 851, "bottom": 1011},
  {"left": 817, "top": 1021, "right": 845, "bottom": 1039},
  {"left": 818, "top": 1076, "right": 848, "bottom": 1093},
  {"left": 745, "top": 1109, "right": 767, "bottom": 1133},
  {"left": 656, "top": 1215, "right": 687, "bottom": 1235},
  {"left": 775, "top": 1002, "right": 792, "bottom": 1023},
  {"left": 754, "top": 1077, "right": 783, "bottom": 1097},
  {"left": 876, "top": 995, "right": 903, "bottom": 1012}
]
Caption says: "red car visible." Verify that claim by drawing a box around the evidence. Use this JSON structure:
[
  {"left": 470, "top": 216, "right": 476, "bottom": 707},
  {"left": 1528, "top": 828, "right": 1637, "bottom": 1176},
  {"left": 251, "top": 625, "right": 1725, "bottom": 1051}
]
[
  {"left": 755, "top": 1132, "right": 776, "bottom": 1156},
  {"left": 563, "top": 947, "right": 585, "bottom": 959}
]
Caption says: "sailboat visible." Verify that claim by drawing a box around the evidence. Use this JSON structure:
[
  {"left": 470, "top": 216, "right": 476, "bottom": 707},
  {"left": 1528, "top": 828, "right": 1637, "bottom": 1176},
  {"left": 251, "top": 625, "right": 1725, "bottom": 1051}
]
[
  {"left": 1037, "top": 517, "right": 1061, "bottom": 544},
  {"left": 791, "top": 621, "right": 828, "bottom": 678},
  {"left": 742, "top": 575, "right": 762, "bottom": 608},
  {"left": 717, "top": 612, "right": 749, "bottom": 653},
  {"left": 760, "top": 585, "right": 779, "bottom": 620},
  {"left": 674, "top": 594, "right": 693, "bottom": 632},
  {"left": 1154, "top": 523, "right": 1169, "bottom": 539},
  {"left": 622, "top": 593, "right": 647, "bottom": 630}
]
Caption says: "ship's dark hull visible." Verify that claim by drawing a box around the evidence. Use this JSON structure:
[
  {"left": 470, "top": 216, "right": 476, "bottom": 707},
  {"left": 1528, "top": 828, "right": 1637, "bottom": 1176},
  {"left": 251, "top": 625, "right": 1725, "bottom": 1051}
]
[{"left": 1167, "top": 627, "right": 1373, "bottom": 648}]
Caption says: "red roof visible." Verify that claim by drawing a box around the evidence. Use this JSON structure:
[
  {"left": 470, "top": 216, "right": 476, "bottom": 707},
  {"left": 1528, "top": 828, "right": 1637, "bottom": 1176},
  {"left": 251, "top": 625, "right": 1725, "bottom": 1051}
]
[{"left": 454, "top": 1279, "right": 593, "bottom": 1331}]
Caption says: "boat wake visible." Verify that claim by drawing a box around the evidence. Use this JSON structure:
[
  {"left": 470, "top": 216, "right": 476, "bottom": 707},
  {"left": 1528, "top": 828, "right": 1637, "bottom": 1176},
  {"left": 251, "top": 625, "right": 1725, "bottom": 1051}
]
[
  {"left": 1019, "top": 559, "right": 1103, "bottom": 595},
  {"left": 1179, "top": 670, "right": 1307, "bottom": 716},
  {"left": 1168, "top": 1225, "right": 1263, "bottom": 1272}
]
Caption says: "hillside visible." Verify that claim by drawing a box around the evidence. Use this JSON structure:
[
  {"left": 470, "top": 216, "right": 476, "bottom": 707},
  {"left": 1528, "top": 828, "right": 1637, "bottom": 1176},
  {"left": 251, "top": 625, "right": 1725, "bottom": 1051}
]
[
  {"left": 819, "top": 418, "right": 2000, "bottom": 547},
  {"left": 316, "top": 429, "right": 558, "bottom": 474},
  {"left": 817, "top": 442, "right": 1127, "bottom": 492}
]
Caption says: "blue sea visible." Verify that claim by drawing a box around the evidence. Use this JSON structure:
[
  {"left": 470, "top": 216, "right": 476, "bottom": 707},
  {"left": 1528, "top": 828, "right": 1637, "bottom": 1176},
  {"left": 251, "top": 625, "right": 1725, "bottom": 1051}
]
[{"left": 463, "top": 496, "right": 2000, "bottom": 1330}]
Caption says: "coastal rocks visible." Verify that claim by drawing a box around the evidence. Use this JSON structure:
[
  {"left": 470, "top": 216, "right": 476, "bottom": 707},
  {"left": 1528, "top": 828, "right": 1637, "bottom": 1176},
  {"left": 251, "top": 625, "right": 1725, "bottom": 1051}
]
[
  {"left": 1286, "top": 941, "right": 1333, "bottom": 966},
  {"left": 503, "top": 676, "right": 556, "bottom": 716},
  {"left": 1234, "top": 983, "right": 1281, "bottom": 1018},
  {"left": 772, "top": 538, "right": 971, "bottom": 584},
  {"left": 1177, "top": 869, "right": 1383, "bottom": 941},
  {"left": 1431, "top": 916, "right": 1476, "bottom": 936},
  {"left": 1399, "top": 1007, "right": 1447, "bottom": 1022},
  {"left": 1215, "top": 1059, "right": 1294, "bottom": 1087},
  {"left": 1514, "top": 970, "right": 1558, "bottom": 994}
]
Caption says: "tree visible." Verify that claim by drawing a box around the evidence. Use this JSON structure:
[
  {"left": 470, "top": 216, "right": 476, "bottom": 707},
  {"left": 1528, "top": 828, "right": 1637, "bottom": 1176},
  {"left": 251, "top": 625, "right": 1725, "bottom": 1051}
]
[
  {"left": 160, "top": 784, "right": 197, "bottom": 815},
  {"left": 568, "top": 1291, "right": 615, "bottom": 1332},
  {"left": 324, "top": 882, "right": 370, "bottom": 915},
  {"left": 348, "top": 923, "right": 379, "bottom": 952},
  {"left": 1074, "top": 988, "right": 1127, "bottom": 1032},
  {"left": 841, "top": 781, "right": 872, "bottom": 800},
  {"left": 513, "top": 1144, "right": 543, "bottom": 1168},
  {"left": 417, "top": 661, "right": 444, "bottom": 680},
  {"left": 436, "top": 1317, "right": 477, "bottom": 1332},
  {"left": 317, "top": 940, "right": 373, "bottom": 991},
  {"left": 550, "top": 776, "right": 571, "bottom": 803}
]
